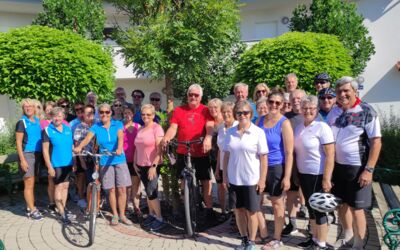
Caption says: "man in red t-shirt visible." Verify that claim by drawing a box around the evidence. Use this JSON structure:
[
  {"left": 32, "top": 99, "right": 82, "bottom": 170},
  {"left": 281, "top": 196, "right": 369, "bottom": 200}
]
[{"left": 162, "top": 84, "right": 214, "bottom": 216}]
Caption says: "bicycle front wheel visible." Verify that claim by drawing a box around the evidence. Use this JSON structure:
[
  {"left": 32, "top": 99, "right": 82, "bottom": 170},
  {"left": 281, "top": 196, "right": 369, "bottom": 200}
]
[
  {"left": 184, "top": 179, "right": 195, "bottom": 237},
  {"left": 88, "top": 183, "right": 98, "bottom": 246}
]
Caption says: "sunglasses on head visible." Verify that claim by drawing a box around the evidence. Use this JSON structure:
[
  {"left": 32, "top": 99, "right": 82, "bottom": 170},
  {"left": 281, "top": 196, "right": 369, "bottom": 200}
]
[
  {"left": 268, "top": 100, "right": 282, "bottom": 106},
  {"left": 150, "top": 98, "right": 160, "bottom": 102},
  {"left": 256, "top": 90, "right": 267, "bottom": 94},
  {"left": 188, "top": 93, "right": 200, "bottom": 98},
  {"left": 319, "top": 96, "right": 334, "bottom": 100},
  {"left": 236, "top": 110, "right": 251, "bottom": 116},
  {"left": 99, "top": 110, "right": 111, "bottom": 115}
]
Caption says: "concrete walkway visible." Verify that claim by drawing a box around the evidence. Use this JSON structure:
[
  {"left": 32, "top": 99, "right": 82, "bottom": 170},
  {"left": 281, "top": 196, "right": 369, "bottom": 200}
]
[{"left": 0, "top": 185, "right": 385, "bottom": 250}]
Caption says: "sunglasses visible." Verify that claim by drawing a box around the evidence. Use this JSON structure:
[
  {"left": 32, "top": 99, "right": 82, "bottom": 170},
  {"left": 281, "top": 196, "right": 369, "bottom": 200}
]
[
  {"left": 150, "top": 98, "right": 160, "bottom": 102},
  {"left": 319, "top": 96, "right": 334, "bottom": 100},
  {"left": 141, "top": 113, "right": 153, "bottom": 117},
  {"left": 60, "top": 104, "right": 69, "bottom": 108},
  {"left": 268, "top": 100, "right": 282, "bottom": 106},
  {"left": 256, "top": 90, "right": 267, "bottom": 94},
  {"left": 75, "top": 108, "right": 84, "bottom": 112},
  {"left": 236, "top": 111, "right": 251, "bottom": 116},
  {"left": 99, "top": 110, "right": 111, "bottom": 115},
  {"left": 315, "top": 81, "right": 328, "bottom": 85},
  {"left": 133, "top": 95, "right": 143, "bottom": 99},
  {"left": 188, "top": 93, "right": 200, "bottom": 98},
  {"left": 113, "top": 104, "right": 122, "bottom": 107}
]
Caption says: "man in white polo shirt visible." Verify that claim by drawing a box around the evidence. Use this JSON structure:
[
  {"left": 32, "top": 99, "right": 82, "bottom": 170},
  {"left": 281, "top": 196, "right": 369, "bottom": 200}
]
[{"left": 326, "top": 76, "right": 382, "bottom": 249}]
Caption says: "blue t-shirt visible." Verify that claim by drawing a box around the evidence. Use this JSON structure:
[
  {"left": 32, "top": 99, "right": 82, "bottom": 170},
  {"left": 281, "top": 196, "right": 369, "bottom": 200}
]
[
  {"left": 42, "top": 123, "right": 73, "bottom": 168},
  {"left": 89, "top": 120, "right": 126, "bottom": 166},
  {"left": 69, "top": 118, "right": 81, "bottom": 133},
  {"left": 15, "top": 115, "right": 42, "bottom": 152},
  {"left": 257, "top": 115, "right": 286, "bottom": 166},
  {"left": 250, "top": 101, "right": 259, "bottom": 123}
]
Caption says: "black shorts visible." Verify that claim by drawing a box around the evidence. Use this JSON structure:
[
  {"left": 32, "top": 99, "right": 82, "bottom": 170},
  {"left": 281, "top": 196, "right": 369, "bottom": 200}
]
[
  {"left": 299, "top": 173, "right": 328, "bottom": 225},
  {"left": 229, "top": 184, "right": 260, "bottom": 212},
  {"left": 289, "top": 161, "right": 300, "bottom": 191},
  {"left": 137, "top": 166, "right": 160, "bottom": 200},
  {"left": 54, "top": 166, "right": 73, "bottom": 185},
  {"left": 265, "top": 164, "right": 284, "bottom": 197},
  {"left": 332, "top": 163, "right": 372, "bottom": 209},
  {"left": 176, "top": 154, "right": 212, "bottom": 181},
  {"left": 127, "top": 162, "right": 138, "bottom": 177}
]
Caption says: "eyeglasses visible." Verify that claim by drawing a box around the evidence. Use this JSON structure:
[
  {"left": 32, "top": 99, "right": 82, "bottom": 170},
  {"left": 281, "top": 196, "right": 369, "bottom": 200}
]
[
  {"left": 133, "top": 95, "right": 142, "bottom": 99},
  {"left": 302, "top": 107, "right": 317, "bottom": 111},
  {"left": 315, "top": 81, "right": 328, "bottom": 85},
  {"left": 150, "top": 98, "right": 160, "bottom": 102},
  {"left": 60, "top": 104, "right": 68, "bottom": 108},
  {"left": 319, "top": 96, "right": 334, "bottom": 100},
  {"left": 283, "top": 102, "right": 291, "bottom": 106},
  {"left": 256, "top": 90, "right": 267, "bottom": 94},
  {"left": 141, "top": 113, "right": 152, "bottom": 117},
  {"left": 188, "top": 93, "right": 200, "bottom": 98},
  {"left": 113, "top": 104, "right": 122, "bottom": 107},
  {"left": 75, "top": 108, "right": 84, "bottom": 112},
  {"left": 99, "top": 110, "right": 111, "bottom": 115},
  {"left": 236, "top": 111, "right": 251, "bottom": 116},
  {"left": 268, "top": 100, "right": 282, "bottom": 106}
]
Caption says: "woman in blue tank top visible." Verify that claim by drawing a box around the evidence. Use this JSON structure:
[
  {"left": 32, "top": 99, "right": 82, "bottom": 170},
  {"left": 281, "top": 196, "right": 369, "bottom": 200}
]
[{"left": 257, "top": 90, "right": 294, "bottom": 250}]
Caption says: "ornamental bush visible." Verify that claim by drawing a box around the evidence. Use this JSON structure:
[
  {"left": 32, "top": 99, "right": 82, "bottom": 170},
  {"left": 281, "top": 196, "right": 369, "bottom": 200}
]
[
  {"left": 0, "top": 25, "right": 114, "bottom": 102},
  {"left": 234, "top": 32, "right": 353, "bottom": 93}
]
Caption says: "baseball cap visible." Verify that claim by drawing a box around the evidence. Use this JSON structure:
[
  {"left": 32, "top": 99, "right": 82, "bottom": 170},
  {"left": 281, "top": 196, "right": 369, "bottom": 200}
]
[
  {"left": 318, "top": 88, "right": 336, "bottom": 98},
  {"left": 314, "top": 72, "right": 331, "bottom": 83}
]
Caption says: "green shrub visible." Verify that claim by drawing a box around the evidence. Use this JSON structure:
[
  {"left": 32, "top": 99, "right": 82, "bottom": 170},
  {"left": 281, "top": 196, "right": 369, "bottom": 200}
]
[
  {"left": 0, "top": 25, "right": 115, "bottom": 102},
  {"left": 234, "top": 32, "right": 353, "bottom": 93}
]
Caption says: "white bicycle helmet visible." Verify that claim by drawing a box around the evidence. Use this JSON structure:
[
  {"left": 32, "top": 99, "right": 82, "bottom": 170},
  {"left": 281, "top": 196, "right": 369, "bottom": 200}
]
[{"left": 309, "top": 192, "right": 342, "bottom": 213}]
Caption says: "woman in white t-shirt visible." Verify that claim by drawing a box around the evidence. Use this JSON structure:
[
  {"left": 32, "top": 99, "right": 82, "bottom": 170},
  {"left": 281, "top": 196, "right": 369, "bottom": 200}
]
[
  {"left": 294, "top": 95, "right": 335, "bottom": 249},
  {"left": 223, "top": 100, "right": 269, "bottom": 249}
]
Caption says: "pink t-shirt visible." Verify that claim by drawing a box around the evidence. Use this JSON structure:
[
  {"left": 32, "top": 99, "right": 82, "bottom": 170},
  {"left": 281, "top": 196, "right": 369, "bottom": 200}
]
[
  {"left": 134, "top": 123, "right": 164, "bottom": 167},
  {"left": 123, "top": 123, "right": 140, "bottom": 163},
  {"left": 40, "top": 119, "right": 70, "bottom": 130}
]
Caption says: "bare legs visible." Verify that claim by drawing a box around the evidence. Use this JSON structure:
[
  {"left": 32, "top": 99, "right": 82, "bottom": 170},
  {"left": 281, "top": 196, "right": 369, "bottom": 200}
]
[
  {"left": 270, "top": 196, "right": 285, "bottom": 241},
  {"left": 54, "top": 181, "right": 69, "bottom": 216},
  {"left": 24, "top": 177, "right": 36, "bottom": 211},
  {"left": 236, "top": 208, "right": 258, "bottom": 241}
]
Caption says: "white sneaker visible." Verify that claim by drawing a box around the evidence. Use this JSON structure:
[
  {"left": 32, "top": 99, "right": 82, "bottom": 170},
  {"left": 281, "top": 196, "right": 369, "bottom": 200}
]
[
  {"left": 77, "top": 199, "right": 87, "bottom": 209},
  {"left": 127, "top": 201, "right": 134, "bottom": 211}
]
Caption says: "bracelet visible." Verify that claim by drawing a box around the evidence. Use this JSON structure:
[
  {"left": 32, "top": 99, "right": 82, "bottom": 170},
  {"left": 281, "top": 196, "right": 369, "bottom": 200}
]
[{"left": 365, "top": 166, "right": 374, "bottom": 173}]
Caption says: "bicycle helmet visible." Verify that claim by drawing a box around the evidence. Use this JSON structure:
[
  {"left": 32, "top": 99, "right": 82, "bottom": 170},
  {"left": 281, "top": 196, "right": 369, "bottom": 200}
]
[
  {"left": 314, "top": 72, "right": 331, "bottom": 83},
  {"left": 309, "top": 192, "right": 342, "bottom": 213}
]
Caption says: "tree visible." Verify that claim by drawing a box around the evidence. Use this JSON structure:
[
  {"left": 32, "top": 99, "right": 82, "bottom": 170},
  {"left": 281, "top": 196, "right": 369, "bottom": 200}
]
[
  {"left": 289, "top": 0, "right": 375, "bottom": 76},
  {"left": 0, "top": 26, "right": 115, "bottom": 102},
  {"left": 109, "top": 0, "right": 243, "bottom": 101},
  {"left": 235, "top": 32, "right": 353, "bottom": 93},
  {"left": 33, "top": 0, "right": 106, "bottom": 41}
]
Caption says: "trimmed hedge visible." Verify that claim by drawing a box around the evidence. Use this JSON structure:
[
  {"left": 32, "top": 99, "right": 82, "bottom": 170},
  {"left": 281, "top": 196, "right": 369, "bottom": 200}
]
[{"left": 235, "top": 32, "right": 353, "bottom": 93}]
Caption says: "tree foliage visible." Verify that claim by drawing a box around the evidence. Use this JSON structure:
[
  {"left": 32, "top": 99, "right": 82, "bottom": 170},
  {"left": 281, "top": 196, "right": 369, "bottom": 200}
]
[
  {"left": 235, "top": 32, "right": 353, "bottom": 93},
  {"left": 32, "top": 0, "right": 106, "bottom": 41},
  {"left": 0, "top": 26, "right": 115, "bottom": 102},
  {"left": 109, "top": 0, "right": 243, "bottom": 100},
  {"left": 289, "top": 0, "right": 375, "bottom": 76}
]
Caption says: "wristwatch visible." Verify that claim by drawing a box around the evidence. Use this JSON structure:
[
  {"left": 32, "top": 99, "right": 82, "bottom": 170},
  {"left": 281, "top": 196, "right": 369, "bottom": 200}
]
[
  {"left": 365, "top": 166, "right": 374, "bottom": 173},
  {"left": 152, "top": 164, "right": 157, "bottom": 168}
]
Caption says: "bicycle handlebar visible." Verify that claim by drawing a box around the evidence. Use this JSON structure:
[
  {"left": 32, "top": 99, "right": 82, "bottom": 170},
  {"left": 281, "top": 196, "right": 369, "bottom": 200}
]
[
  {"left": 74, "top": 150, "right": 115, "bottom": 158},
  {"left": 169, "top": 137, "right": 204, "bottom": 147}
]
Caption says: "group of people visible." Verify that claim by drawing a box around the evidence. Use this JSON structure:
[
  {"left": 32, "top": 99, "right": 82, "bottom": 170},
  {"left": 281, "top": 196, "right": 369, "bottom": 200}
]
[{"left": 15, "top": 72, "right": 381, "bottom": 250}]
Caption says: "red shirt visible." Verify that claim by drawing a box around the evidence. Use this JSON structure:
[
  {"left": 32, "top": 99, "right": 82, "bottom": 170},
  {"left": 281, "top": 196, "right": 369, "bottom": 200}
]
[{"left": 170, "top": 104, "right": 213, "bottom": 157}]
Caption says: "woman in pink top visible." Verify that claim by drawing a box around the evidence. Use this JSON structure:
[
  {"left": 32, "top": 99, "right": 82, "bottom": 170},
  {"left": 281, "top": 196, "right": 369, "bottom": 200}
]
[
  {"left": 134, "top": 104, "right": 166, "bottom": 231},
  {"left": 122, "top": 106, "right": 141, "bottom": 216},
  {"left": 40, "top": 101, "right": 69, "bottom": 129}
]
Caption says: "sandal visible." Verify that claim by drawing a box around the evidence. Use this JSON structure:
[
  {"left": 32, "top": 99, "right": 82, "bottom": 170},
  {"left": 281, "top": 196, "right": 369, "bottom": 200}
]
[
  {"left": 119, "top": 216, "right": 133, "bottom": 226},
  {"left": 261, "top": 239, "right": 283, "bottom": 250},
  {"left": 110, "top": 215, "right": 119, "bottom": 226}
]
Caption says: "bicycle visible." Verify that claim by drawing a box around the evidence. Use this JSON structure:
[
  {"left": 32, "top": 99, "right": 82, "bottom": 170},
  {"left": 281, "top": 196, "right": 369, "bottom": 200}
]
[
  {"left": 168, "top": 137, "right": 204, "bottom": 237},
  {"left": 74, "top": 150, "right": 113, "bottom": 246}
]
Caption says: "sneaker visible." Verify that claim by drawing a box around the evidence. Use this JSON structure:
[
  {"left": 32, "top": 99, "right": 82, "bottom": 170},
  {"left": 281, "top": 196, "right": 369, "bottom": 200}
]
[
  {"left": 29, "top": 209, "right": 44, "bottom": 221},
  {"left": 142, "top": 215, "right": 156, "bottom": 227},
  {"left": 244, "top": 241, "right": 256, "bottom": 250},
  {"left": 298, "top": 237, "right": 315, "bottom": 248},
  {"left": 126, "top": 201, "right": 134, "bottom": 211},
  {"left": 261, "top": 239, "right": 283, "bottom": 250},
  {"left": 47, "top": 204, "right": 57, "bottom": 214},
  {"left": 234, "top": 240, "right": 247, "bottom": 250},
  {"left": 281, "top": 223, "right": 298, "bottom": 236},
  {"left": 333, "top": 238, "right": 353, "bottom": 249},
  {"left": 298, "top": 205, "right": 308, "bottom": 218},
  {"left": 149, "top": 219, "right": 167, "bottom": 231},
  {"left": 61, "top": 215, "right": 71, "bottom": 225},
  {"left": 77, "top": 199, "right": 87, "bottom": 209}
]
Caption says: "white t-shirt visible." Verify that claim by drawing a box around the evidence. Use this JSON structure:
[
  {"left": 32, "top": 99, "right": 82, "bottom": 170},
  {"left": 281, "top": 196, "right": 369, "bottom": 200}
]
[
  {"left": 294, "top": 120, "right": 334, "bottom": 175},
  {"left": 326, "top": 101, "right": 381, "bottom": 166},
  {"left": 217, "top": 121, "right": 238, "bottom": 170},
  {"left": 223, "top": 123, "right": 269, "bottom": 186}
]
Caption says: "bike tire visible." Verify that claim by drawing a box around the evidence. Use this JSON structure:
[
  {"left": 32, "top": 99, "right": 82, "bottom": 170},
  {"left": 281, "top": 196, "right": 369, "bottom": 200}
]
[
  {"left": 88, "top": 183, "right": 98, "bottom": 246},
  {"left": 184, "top": 179, "right": 194, "bottom": 237}
]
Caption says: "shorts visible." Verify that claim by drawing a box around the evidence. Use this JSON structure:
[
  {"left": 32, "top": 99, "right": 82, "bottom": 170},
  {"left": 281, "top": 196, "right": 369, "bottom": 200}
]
[
  {"left": 100, "top": 163, "right": 132, "bottom": 190},
  {"left": 19, "top": 152, "right": 43, "bottom": 178},
  {"left": 289, "top": 161, "right": 300, "bottom": 191},
  {"left": 176, "top": 154, "right": 212, "bottom": 181},
  {"left": 138, "top": 165, "right": 160, "bottom": 200},
  {"left": 81, "top": 156, "right": 95, "bottom": 183},
  {"left": 75, "top": 156, "right": 86, "bottom": 173},
  {"left": 53, "top": 166, "right": 73, "bottom": 185},
  {"left": 265, "top": 164, "right": 284, "bottom": 197},
  {"left": 298, "top": 173, "right": 328, "bottom": 225},
  {"left": 332, "top": 163, "right": 372, "bottom": 209},
  {"left": 229, "top": 184, "right": 260, "bottom": 212},
  {"left": 127, "top": 162, "right": 138, "bottom": 176}
]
